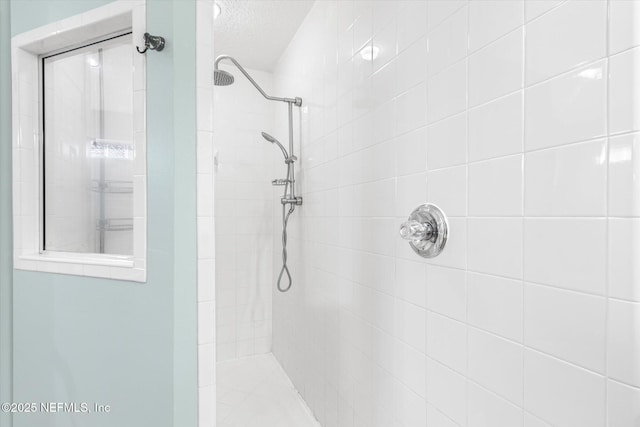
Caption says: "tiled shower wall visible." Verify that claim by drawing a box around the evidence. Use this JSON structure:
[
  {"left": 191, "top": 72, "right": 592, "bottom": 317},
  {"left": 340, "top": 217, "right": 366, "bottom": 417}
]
[
  {"left": 214, "top": 65, "right": 276, "bottom": 361},
  {"left": 272, "top": 1, "right": 640, "bottom": 426},
  {"left": 196, "top": 1, "right": 216, "bottom": 426}
]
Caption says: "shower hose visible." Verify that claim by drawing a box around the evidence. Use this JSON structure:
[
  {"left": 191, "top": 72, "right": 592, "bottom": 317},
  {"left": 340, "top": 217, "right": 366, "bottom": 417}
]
[{"left": 277, "top": 162, "right": 295, "bottom": 292}]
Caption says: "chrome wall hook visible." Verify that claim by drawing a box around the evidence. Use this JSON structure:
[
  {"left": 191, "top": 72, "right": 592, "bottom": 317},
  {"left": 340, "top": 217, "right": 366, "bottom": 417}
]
[{"left": 136, "top": 33, "right": 165, "bottom": 54}]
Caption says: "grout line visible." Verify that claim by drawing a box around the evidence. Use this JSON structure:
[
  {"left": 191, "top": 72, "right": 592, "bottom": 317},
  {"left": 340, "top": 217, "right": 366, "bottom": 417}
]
[
  {"left": 469, "top": 23, "right": 525, "bottom": 58},
  {"left": 467, "top": 87, "right": 523, "bottom": 113},
  {"left": 608, "top": 43, "right": 640, "bottom": 58},
  {"left": 525, "top": 0, "right": 570, "bottom": 24},
  {"left": 604, "top": 0, "right": 611, "bottom": 422},
  {"left": 524, "top": 54, "right": 608, "bottom": 90},
  {"left": 521, "top": 1, "right": 528, "bottom": 420},
  {"left": 525, "top": 346, "right": 608, "bottom": 378},
  {"left": 464, "top": 2, "right": 471, "bottom": 425}
]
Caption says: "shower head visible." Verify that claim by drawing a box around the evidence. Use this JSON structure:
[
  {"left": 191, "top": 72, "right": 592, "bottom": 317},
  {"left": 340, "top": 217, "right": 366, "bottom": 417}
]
[
  {"left": 214, "top": 55, "right": 302, "bottom": 106},
  {"left": 261, "top": 131, "right": 278, "bottom": 143},
  {"left": 261, "top": 132, "right": 289, "bottom": 160},
  {"left": 214, "top": 69, "right": 234, "bottom": 86}
]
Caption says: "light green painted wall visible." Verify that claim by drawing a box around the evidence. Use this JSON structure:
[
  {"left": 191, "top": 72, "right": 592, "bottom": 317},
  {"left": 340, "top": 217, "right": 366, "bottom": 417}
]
[
  {"left": 1, "top": 2, "right": 14, "bottom": 427},
  {"left": 3, "top": 1, "right": 199, "bottom": 426},
  {"left": 169, "top": 1, "right": 198, "bottom": 424},
  {"left": 10, "top": 0, "right": 115, "bottom": 36}
]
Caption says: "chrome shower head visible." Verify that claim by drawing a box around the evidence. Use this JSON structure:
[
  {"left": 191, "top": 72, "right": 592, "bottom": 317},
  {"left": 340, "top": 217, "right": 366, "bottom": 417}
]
[
  {"left": 261, "top": 132, "right": 289, "bottom": 160},
  {"left": 214, "top": 69, "right": 234, "bottom": 86},
  {"left": 261, "top": 132, "right": 278, "bottom": 143}
]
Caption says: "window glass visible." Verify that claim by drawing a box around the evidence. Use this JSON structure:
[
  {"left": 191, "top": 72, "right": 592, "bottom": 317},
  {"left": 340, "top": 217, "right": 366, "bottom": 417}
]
[{"left": 43, "top": 34, "right": 134, "bottom": 255}]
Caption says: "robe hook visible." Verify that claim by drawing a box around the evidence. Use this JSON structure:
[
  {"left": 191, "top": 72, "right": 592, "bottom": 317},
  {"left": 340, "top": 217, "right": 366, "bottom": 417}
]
[{"left": 137, "top": 33, "right": 165, "bottom": 54}]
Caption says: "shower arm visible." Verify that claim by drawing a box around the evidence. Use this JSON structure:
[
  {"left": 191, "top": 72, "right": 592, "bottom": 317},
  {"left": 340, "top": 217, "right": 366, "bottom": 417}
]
[{"left": 214, "top": 55, "right": 302, "bottom": 107}]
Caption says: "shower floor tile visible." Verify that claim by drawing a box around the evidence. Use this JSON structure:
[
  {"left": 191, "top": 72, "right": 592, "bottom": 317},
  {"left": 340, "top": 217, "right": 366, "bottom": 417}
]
[{"left": 216, "top": 353, "right": 320, "bottom": 427}]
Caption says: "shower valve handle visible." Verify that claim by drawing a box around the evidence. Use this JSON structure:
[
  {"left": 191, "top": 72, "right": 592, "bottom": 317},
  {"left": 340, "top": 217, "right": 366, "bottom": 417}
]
[
  {"left": 399, "top": 220, "right": 434, "bottom": 242},
  {"left": 399, "top": 204, "right": 449, "bottom": 258},
  {"left": 281, "top": 196, "right": 303, "bottom": 206}
]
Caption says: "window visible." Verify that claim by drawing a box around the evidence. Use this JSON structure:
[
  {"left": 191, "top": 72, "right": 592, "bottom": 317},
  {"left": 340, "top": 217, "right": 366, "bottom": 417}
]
[
  {"left": 43, "top": 34, "right": 134, "bottom": 255},
  {"left": 11, "top": 1, "right": 147, "bottom": 282}
]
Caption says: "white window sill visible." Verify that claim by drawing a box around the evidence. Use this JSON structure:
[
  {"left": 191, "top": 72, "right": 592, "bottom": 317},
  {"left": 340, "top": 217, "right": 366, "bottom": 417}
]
[
  {"left": 15, "top": 252, "right": 145, "bottom": 282},
  {"left": 22, "top": 251, "right": 134, "bottom": 267}
]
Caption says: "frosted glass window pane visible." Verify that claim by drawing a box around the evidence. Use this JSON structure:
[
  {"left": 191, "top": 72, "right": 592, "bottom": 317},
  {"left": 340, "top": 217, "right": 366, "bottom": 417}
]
[{"left": 43, "top": 35, "right": 134, "bottom": 255}]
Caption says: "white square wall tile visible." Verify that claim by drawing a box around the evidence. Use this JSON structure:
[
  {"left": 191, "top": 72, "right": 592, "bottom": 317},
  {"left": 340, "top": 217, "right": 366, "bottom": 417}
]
[
  {"left": 196, "top": 131, "right": 214, "bottom": 174},
  {"left": 197, "top": 217, "right": 215, "bottom": 259},
  {"left": 468, "top": 328, "right": 523, "bottom": 405},
  {"left": 524, "top": 140, "right": 607, "bottom": 217},
  {"left": 468, "top": 0, "right": 524, "bottom": 52},
  {"left": 609, "top": 219, "right": 640, "bottom": 302},
  {"left": 524, "top": 413, "right": 553, "bottom": 427},
  {"left": 427, "top": 113, "right": 467, "bottom": 170},
  {"left": 372, "top": 62, "right": 397, "bottom": 110},
  {"left": 197, "top": 87, "right": 213, "bottom": 132},
  {"left": 426, "top": 0, "right": 467, "bottom": 32},
  {"left": 524, "top": 283, "right": 606, "bottom": 373},
  {"left": 426, "top": 6, "right": 467, "bottom": 77},
  {"left": 371, "top": 20, "right": 397, "bottom": 73},
  {"left": 394, "top": 381, "right": 427, "bottom": 426},
  {"left": 427, "top": 165, "right": 467, "bottom": 217},
  {"left": 197, "top": 301, "right": 215, "bottom": 345},
  {"left": 395, "top": 258, "right": 427, "bottom": 308},
  {"left": 395, "top": 35, "right": 428, "bottom": 96},
  {"left": 468, "top": 92, "right": 523, "bottom": 162},
  {"left": 525, "top": 61, "right": 606, "bottom": 151},
  {"left": 609, "top": 0, "right": 640, "bottom": 55},
  {"left": 426, "top": 404, "right": 459, "bottom": 427},
  {"left": 395, "top": 82, "right": 427, "bottom": 135},
  {"left": 393, "top": 299, "right": 426, "bottom": 353},
  {"left": 424, "top": 217, "right": 467, "bottom": 270},
  {"left": 609, "top": 133, "right": 640, "bottom": 217},
  {"left": 607, "top": 380, "right": 640, "bottom": 427},
  {"left": 468, "top": 381, "right": 523, "bottom": 427},
  {"left": 524, "top": 219, "right": 606, "bottom": 295},
  {"left": 396, "top": 0, "right": 428, "bottom": 53},
  {"left": 197, "top": 258, "right": 215, "bottom": 302},
  {"left": 469, "top": 28, "right": 523, "bottom": 106},
  {"left": 468, "top": 155, "right": 523, "bottom": 217},
  {"left": 609, "top": 47, "right": 640, "bottom": 134},
  {"left": 353, "top": 1, "right": 373, "bottom": 52},
  {"left": 394, "top": 340, "right": 426, "bottom": 398},
  {"left": 427, "top": 60, "right": 467, "bottom": 124},
  {"left": 468, "top": 272, "right": 523, "bottom": 342},
  {"left": 196, "top": 174, "right": 214, "bottom": 217},
  {"left": 395, "top": 173, "right": 427, "bottom": 217},
  {"left": 607, "top": 299, "right": 640, "bottom": 388},
  {"left": 525, "top": 0, "right": 563, "bottom": 22},
  {"left": 525, "top": 0, "right": 606, "bottom": 84},
  {"left": 372, "top": 290, "right": 395, "bottom": 334},
  {"left": 198, "top": 343, "right": 214, "bottom": 387},
  {"left": 468, "top": 218, "right": 522, "bottom": 279},
  {"left": 198, "top": 385, "right": 215, "bottom": 427},
  {"left": 524, "top": 349, "right": 605, "bottom": 427},
  {"left": 426, "top": 265, "right": 466, "bottom": 321},
  {"left": 395, "top": 126, "right": 427, "bottom": 177},
  {"left": 373, "top": 0, "right": 397, "bottom": 35},
  {"left": 426, "top": 358, "right": 467, "bottom": 426},
  {"left": 426, "top": 312, "right": 467, "bottom": 374}
]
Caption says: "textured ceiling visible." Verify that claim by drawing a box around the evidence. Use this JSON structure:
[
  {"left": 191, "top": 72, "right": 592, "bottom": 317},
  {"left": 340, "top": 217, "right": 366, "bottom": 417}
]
[{"left": 214, "top": 0, "right": 315, "bottom": 72}]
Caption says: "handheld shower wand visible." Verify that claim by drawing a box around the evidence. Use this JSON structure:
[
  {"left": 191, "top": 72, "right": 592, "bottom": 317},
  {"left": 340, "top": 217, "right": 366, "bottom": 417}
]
[
  {"left": 215, "top": 55, "right": 303, "bottom": 292},
  {"left": 260, "top": 131, "right": 300, "bottom": 293},
  {"left": 261, "top": 132, "right": 289, "bottom": 160}
]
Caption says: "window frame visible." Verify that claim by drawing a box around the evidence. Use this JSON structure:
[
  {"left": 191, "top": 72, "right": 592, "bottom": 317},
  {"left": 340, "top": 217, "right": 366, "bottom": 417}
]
[
  {"left": 41, "top": 31, "right": 134, "bottom": 255},
  {"left": 11, "top": 1, "right": 147, "bottom": 282}
]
